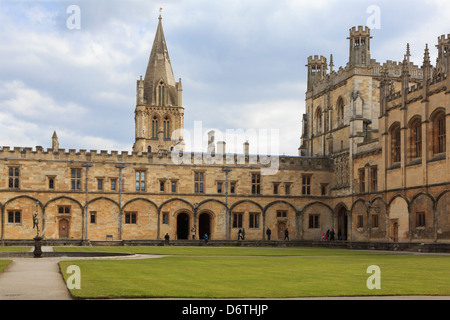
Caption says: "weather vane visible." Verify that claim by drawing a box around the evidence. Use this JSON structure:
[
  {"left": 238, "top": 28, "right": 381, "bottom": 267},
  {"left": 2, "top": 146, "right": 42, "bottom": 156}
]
[{"left": 159, "top": 7, "right": 163, "bottom": 18}]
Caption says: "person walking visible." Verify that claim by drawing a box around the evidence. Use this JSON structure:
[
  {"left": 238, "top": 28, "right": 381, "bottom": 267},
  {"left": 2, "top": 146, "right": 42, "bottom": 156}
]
[
  {"left": 204, "top": 233, "right": 209, "bottom": 244},
  {"left": 191, "top": 226, "right": 196, "bottom": 240},
  {"left": 164, "top": 233, "right": 170, "bottom": 245},
  {"left": 330, "top": 228, "right": 335, "bottom": 241},
  {"left": 284, "top": 228, "right": 289, "bottom": 241},
  {"left": 238, "top": 228, "right": 243, "bottom": 240},
  {"left": 266, "top": 227, "right": 271, "bottom": 240}
]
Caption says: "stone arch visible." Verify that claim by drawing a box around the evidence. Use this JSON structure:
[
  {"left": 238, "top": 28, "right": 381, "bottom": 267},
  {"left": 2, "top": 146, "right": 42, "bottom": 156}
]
[
  {"left": 122, "top": 198, "right": 159, "bottom": 240},
  {"left": 300, "top": 201, "right": 333, "bottom": 241},
  {"left": 86, "top": 197, "right": 120, "bottom": 241},
  {"left": 229, "top": 200, "right": 264, "bottom": 240},
  {"left": 159, "top": 199, "right": 194, "bottom": 240},
  {"left": 368, "top": 196, "right": 388, "bottom": 240},
  {"left": 388, "top": 195, "right": 410, "bottom": 242},
  {"left": 159, "top": 198, "right": 194, "bottom": 212},
  {"left": 3, "top": 195, "right": 43, "bottom": 240},
  {"left": 44, "top": 196, "right": 84, "bottom": 240},
  {"left": 436, "top": 190, "right": 450, "bottom": 240},
  {"left": 410, "top": 192, "right": 435, "bottom": 240}
]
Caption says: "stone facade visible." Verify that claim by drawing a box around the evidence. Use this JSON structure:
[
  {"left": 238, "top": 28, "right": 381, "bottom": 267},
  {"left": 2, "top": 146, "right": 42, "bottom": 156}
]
[{"left": 1, "top": 20, "right": 449, "bottom": 243}]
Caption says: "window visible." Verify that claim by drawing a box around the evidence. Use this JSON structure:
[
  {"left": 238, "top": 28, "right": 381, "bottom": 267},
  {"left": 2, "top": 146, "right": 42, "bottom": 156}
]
[
  {"left": 157, "top": 82, "right": 165, "bottom": 106},
  {"left": 194, "top": 172, "right": 204, "bottom": 194},
  {"left": 302, "top": 175, "right": 311, "bottom": 195},
  {"left": 230, "top": 182, "right": 236, "bottom": 194},
  {"left": 163, "top": 117, "right": 170, "bottom": 139},
  {"left": 321, "top": 184, "right": 328, "bottom": 196},
  {"left": 90, "top": 211, "right": 96, "bottom": 224},
  {"left": 273, "top": 183, "right": 279, "bottom": 195},
  {"left": 285, "top": 183, "right": 291, "bottom": 195},
  {"left": 8, "top": 167, "right": 20, "bottom": 189},
  {"left": 97, "top": 178, "right": 103, "bottom": 191},
  {"left": 277, "top": 211, "right": 287, "bottom": 218},
  {"left": 309, "top": 214, "right": 320, "bottom": 229},
  {"left": 58, "top": 206, "right": 71, "bottom": 214},
  {"left": 370, "top": 167, "right": 378, "bottom": 192},
  {"left": 152, "top": 116, "right": 158, "bottom": 138},
  {"left": 357, "top": 215, "right": 364, "bottom": 228},
  {"left": 8, "top": 211, "right": 21, "bottom": 224},
  {"left": 125, "top": 212, "right": 137, "bottom": 224},
  {"left": 217, "top": 182, "right": 223, "bottom": 194},
  {"left": 337, "top": 97, "right": 344, "bottom": 126},
  {"left": 71, "top": 169, "right": 81, "bottom": 190},
  {"left": 135, "top": 171, "right": 146, "bottom": 192},
  {"left": 111, "top": 179, "right": 117, "bottom": 191},
  {"left": 251, "top": 174, "right": 261, "bottom": 195},
  {"left": 162, "top": 213, "right": 169, "bottom": 224},
  {"left": 171, "top": 181, "right": 177, "bottom": 193},
  {"left": 371, "top": 215, "right": 379, "bottom": 228},
  {"left": 249, "top": 213, "right": 260, "bottom": 229},
  {"left": 391, "top": 124, "right": 401, "bottom": 164},
  {"left": 433, "top": 111, "right": 446, "bottom": 154},
  {"left": 315, "top": 107, "right": 323, "bottom": 134},
  {"left": 232, "top": 213, "right": 243, "bottom": 228},
  {"left": 48, "top": 177, "right": 55, "bottom": 190},
  {"left": 416, "top": 212, "right": 425, "bottom": 228},
  {"left": 159, "top": 180, "right": 166, "bottom": 192},
  {"left": 359, "top": 168, "right": 365, "bottom": 193},
  {"left": 410, "top": 118, "right": 422, "bottom": 159}
]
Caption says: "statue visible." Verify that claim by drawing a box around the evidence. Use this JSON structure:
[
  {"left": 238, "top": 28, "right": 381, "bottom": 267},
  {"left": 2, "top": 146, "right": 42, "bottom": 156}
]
[{"left": 33, "top": 212, "right": 40, "bottom": 236}]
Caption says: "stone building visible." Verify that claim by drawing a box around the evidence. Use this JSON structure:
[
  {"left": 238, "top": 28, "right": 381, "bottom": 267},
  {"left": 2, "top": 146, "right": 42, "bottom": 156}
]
[{"left": 0, "top": 18, "right": 449, "bottom": 244}]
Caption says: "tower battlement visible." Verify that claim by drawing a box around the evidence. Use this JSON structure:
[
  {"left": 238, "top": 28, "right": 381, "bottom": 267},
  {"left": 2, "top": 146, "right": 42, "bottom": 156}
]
[{"left": 348, "top": 26, "right": 371, "bottom": 38}]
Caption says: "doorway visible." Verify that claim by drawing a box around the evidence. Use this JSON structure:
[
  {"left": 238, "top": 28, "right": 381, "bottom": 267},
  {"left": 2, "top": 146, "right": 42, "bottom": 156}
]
[
  {"left": 59, "top": 219, "right": 69, "bottom": 239},
  {"left": 277, "top": 222, "right": 286, "bottom": 240},
  {"left": 337, "top": 207, "right": 348, "bottom": 240},
  {"left": 176, "top": 212, "right": 190, "bottom": 239},
  {"left": 392, "top": 221, "right": 399, "bottom": 242},
  {"left": 198, "top": 213, "right": 211, "bottom": 240}
]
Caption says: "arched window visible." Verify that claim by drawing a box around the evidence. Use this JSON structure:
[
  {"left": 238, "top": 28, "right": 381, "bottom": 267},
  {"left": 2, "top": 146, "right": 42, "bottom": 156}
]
[
  {"left": 336, "top": 97, "right": 344, "bottom": 126},
  {"left": 432, "top": 110, "right": 446, "bottom": 154},
  {"left": 390, "top": 123, "right": 401, "bottom": 164},
  {"left": 152, "top": 116, "right": 158, "bottom": 138},
  {"left": 157, "top": 81, "right": 165, "bottom": 106},
  {"left": 163, "top": 117, "right": 170, "bottom": 140},
  {"left": 409, "top": 117, "right": 422, "bottom": 159},
  {"left": 315, "top": 107, "right": 322, "bottom": 134}
]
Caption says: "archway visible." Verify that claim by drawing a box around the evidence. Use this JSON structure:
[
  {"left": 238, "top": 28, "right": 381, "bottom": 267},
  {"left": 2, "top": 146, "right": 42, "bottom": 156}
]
[
  {"left": 338, "top": 207, "right": 348, "bottom": 240},
  {"left": 176, "top": 212, "right": 190, "bottom": 239},
  {"left": 198, "top": 212, "right": 211, "bottom": 240}
]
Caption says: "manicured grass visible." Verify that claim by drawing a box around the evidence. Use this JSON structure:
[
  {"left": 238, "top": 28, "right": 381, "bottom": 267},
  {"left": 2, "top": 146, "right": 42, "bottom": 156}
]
[
  {"left": 0, "top": 260, "right": 12, "bottom": 273},
  {"left": 54, "top": 245, "right": 398, "bottom": 256},
  {"left": 59, "top": 250, "right": 450, "bottom": 299},
  {"left": 0, "top": 247, "right": 31, "bottom": 252}
]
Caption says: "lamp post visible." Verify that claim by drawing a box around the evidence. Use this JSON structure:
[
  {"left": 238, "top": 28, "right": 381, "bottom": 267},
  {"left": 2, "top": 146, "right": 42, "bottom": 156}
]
[
  {"left": 116, "top": 164, "right": 126, "bottom": 240},
  {"left": 82, "top": 163, "right": 93, "bottom": 243},
  {"left": 222, "top": 168, "right": 232, "bottom": 240}
]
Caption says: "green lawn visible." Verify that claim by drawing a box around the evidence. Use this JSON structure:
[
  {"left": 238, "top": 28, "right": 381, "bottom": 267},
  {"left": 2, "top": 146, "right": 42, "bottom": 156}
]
[
  {"left": 58, "top": 246, "right": 450, "bottom": 299},
  {"left": 54, "top": 245, "right": 398, "bottom": 256},
  {"left": 0, "top": 247, "right": 31, "bottom": 252},
  {"left": 0, "top": 260, "right": 12, "bottom": 273}
]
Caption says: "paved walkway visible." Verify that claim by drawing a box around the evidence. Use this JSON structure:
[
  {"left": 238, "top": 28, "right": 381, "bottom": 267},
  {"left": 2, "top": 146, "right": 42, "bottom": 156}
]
[{"left": 0, "top": 247, "right": 71, "bottom": 300}]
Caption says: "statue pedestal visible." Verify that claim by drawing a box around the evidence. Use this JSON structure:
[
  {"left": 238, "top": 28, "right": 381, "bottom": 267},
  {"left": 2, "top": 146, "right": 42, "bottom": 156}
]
[{"left": 33, "top": 236, "right": 43, "bottom": 258}]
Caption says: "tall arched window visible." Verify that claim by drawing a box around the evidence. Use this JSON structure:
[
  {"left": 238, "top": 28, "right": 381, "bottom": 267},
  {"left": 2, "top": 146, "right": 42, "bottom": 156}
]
[
  {"left": 152, "top": 116, "right": 158, "bottom": 138},
  {"left": 409, "top": 117, "right": 422, "bottom": 160},
  {"left": 336, "top": 97, "right": 344, "bottom": 126},
  {"left": 157, "top": 81, "right": 165, "bottom": 106},
  {"left": 163, "top": 117, "right": 170, "bottom": 140},
  {"left": 432, "top": 110, "right": 446, "bottom": 154},
  {"left": 390, "top": 123, "right": 401, "bottom": 164},
  {"left": 315, "top": 107, "right": 322, "bottom": 134}
]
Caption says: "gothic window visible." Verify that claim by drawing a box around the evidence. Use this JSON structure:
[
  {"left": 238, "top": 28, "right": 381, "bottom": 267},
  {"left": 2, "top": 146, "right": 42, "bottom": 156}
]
[
  {"left": 70, "top": 168, "right": 81, "bottom": 190},
  {"left": 8, "top": 167, "right": 20, "bottom": 189},
  {"left": 390, "top": 123, "right": 401, "bottom": 164},
  {"left": 157, "top": 81, "right": 165, "bottom": 106},
  {"left": 315, "top": 107, "right": 322, "bottom": 134},
  {"left": 432, "top": 110, "right": 446, "bottom": 155},
  {"left": 358, "top": 168, "right": 365, "bottom": 193},
  {"left": 163, "top": 117, "right": 170, "bottom": 139},
  {"left": 409, "top": 118, "right": 422, "bottom": 159},
  {"left": 152, "top": 116, "right": 158, "bottom": 138},
  {"left": 337, "top": 97, "right": 344, "bottom": 126},
  {"left": 251, "top": 173, "right": 261, "bottom": 195},
  {"left": 194, "top": 171, "right": 204, "bottom": 194},
  {"left": 135, "top": 170, "right": 146, "bottom": 192}
]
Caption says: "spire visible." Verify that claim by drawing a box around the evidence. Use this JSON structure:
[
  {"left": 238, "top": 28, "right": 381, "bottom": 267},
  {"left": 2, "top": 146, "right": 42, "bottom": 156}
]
[
  {"left": 423, "top": 43, "right": 431, "bottom": 66},
  {"left": 52, "top": 131, "right": 59, "bottom": 151},
  {"left": 143, "top": 13, "right": 178, "bottom": 106}
]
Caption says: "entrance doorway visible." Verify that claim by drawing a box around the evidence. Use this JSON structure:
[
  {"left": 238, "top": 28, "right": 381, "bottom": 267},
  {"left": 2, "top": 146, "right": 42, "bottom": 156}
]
[
  {"left": 176, "top": 212, "right": 190, "bottom": 239},
  {"left": 392, "top": 221, "right": 399, "bottom": 242},
  {"left": 59, "top": 219, "right": 69, "bottom": 239},
  {"left": 277, "top": 222, "right": 286, "bottom": 240},
  {"left": 198, "top": 213, "right": 211, "bottom": 240},
  {"left": 337, "top": 208, "right": 348, "bottom": 240}
]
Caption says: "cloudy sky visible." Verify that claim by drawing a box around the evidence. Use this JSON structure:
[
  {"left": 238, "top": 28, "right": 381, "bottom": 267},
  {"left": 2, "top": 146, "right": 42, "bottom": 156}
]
[{"left": 0, "top": 0, "right": 449, "bottom": 156}]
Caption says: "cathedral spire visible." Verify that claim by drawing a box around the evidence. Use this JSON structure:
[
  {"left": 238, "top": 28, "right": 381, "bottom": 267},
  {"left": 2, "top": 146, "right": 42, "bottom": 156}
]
[{"left": 143, "top": 13, "right": 178, "bottom": 107}]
